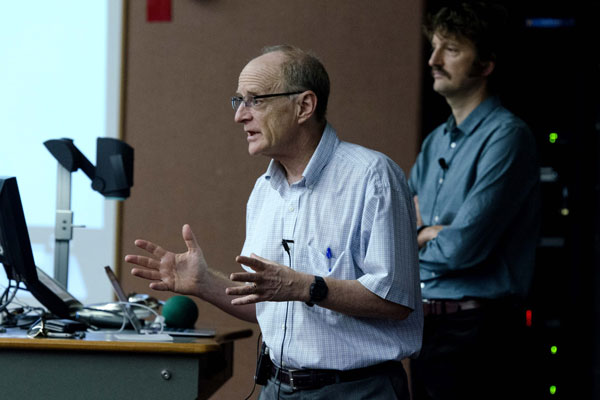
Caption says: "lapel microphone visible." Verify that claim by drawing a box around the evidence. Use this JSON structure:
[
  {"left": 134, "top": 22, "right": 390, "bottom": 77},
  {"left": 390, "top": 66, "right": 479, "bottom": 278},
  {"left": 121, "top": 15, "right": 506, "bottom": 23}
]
[
  {"left": 438, "top": 158, "right": 449, "bottom": 170},
  {"left": 281, "top": 239, "right": 294, "bottom": 254}
]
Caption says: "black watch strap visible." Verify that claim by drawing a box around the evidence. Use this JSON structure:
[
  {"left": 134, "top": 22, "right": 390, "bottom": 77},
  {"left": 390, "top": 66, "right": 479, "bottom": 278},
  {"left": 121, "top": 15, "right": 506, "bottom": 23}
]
[{"left": 306, "top": 276, "right": 328, "bottom": 307}]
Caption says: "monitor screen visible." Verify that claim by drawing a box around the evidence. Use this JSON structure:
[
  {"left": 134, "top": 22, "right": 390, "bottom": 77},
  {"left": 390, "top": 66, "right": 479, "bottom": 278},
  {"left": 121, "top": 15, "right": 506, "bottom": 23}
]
[{"left": 0, "top": 176, "right": 81, "bottom": 318}]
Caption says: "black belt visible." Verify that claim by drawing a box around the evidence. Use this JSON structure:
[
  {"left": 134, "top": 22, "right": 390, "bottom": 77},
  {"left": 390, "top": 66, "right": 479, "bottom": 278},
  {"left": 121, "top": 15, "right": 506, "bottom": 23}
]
[
  {"left": 269, "top": 361, "right": 403, "bottom": 390},
  {"left": 422, "top": 299, "right": 487, "bottom": 316}
]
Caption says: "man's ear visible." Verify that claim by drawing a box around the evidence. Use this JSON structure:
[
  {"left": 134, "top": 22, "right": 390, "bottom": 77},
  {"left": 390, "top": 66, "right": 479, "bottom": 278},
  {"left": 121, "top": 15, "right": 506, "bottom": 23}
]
[
  {"left": 470, "top": 59, "right": 495, "bottom": 78},
  {"left": 481, "top": 60, "right": 495, "bottom": 77},
  {"left": 296, "top": 91, "right": 317, "bottom": 124}
]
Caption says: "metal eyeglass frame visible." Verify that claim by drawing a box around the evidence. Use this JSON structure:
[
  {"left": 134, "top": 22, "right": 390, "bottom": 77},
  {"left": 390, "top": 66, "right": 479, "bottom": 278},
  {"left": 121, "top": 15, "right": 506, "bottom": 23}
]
[{"left": 231, "top": 91, "right": 303, "bottom": 110}]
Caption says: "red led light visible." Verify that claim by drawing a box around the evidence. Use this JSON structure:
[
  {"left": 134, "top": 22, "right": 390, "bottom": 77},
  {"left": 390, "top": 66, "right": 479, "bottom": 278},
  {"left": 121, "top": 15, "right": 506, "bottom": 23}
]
[{"left": 525, "top": 309, "right": 532, "bottom": 327}]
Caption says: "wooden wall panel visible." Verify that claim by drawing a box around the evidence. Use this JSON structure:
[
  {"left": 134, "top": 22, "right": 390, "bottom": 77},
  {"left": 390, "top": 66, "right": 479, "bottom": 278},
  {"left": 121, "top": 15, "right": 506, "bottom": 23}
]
[{"left": 119, "top": 0, "right": 424, "bottom": 398}]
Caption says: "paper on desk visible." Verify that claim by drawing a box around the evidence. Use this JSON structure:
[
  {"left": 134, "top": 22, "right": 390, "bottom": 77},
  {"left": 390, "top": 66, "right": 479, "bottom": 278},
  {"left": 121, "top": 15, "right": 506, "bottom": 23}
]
[{"left": 113, "top": 333, "right": 173, "bottom": 342}]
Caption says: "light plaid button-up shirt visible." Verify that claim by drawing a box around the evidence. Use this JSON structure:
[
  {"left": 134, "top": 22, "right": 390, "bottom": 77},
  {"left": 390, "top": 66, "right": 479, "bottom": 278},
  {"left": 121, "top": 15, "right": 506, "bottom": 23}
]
[{"left": 241, "top": 124, "right": 422, "bottom": 370}]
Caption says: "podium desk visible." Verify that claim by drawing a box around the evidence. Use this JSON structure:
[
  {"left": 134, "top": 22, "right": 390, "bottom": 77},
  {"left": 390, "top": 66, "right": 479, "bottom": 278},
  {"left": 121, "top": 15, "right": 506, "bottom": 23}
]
[{"left": 0, "top": 327, "right": 252, "bottom": 400}]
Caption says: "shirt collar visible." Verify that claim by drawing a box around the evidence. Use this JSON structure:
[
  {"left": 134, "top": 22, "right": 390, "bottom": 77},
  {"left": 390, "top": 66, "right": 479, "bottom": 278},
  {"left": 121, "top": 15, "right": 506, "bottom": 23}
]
[
  {"left": 302, "top": 123, "right": 338, "bottom": 187},
  {"left": 444, "top": 95, "right": 501, "bottom": 137},
  {"left": 264, "top": 123, "right": 338, "bottom": 189}
]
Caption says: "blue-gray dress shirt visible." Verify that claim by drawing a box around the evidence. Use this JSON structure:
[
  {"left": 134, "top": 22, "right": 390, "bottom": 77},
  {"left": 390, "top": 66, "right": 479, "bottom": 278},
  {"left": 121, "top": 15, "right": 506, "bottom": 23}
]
[
  {"left": 408, "top": 96, "right": 540, "bottom": 300},
  {"left": 241, "top": 123, "right": 422, "bottom": 370}
]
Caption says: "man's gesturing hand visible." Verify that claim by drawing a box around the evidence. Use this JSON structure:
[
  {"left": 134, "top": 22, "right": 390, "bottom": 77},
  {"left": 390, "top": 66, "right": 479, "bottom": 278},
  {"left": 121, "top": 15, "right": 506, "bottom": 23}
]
[
  {"left": 228, "top": 254, "right": 311, "bottom": 305},
  {"left": 125, "top": 224, "right": 208, "bottom": 296}
]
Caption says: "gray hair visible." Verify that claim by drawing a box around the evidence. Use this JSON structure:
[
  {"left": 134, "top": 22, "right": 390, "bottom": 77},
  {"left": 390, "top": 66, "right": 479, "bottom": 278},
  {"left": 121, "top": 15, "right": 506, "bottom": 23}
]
[{"left": 261, "top": 44, "right": 330, "bottom": 122}]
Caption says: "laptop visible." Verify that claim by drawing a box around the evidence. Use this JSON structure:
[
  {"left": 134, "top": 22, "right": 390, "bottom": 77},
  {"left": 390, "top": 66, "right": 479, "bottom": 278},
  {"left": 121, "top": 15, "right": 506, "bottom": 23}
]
[{"left": 103, "top": 266, "right": 215, "bottom": 338}]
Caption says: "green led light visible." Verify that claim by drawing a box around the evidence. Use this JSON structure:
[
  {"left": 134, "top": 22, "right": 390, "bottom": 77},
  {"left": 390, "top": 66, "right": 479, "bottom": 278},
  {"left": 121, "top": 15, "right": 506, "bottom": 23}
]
[
  {"left": 550, "top": 345, "right": 558, "bottom": 355},
  {"left": 550, "top": 385, "right": 557, "bottom": 395},
  {"left": 549, "top": 132, "right": 558, "bottom": 144}
]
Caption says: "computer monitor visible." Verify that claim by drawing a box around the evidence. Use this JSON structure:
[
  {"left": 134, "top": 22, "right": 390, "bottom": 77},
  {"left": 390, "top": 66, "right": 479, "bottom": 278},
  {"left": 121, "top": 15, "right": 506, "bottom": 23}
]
[{"left": 0, "top": 176, "right": 82, "bottom": 318}]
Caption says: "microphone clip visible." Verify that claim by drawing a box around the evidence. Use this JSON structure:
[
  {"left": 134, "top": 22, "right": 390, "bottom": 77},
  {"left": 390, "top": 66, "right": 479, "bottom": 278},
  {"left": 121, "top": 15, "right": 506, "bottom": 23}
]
[
  {"left": 438, "top": 158, "right": 449, "bottom": 170},
  {"left": 281, "top": 239, "right": 294, "bottom": 254}
]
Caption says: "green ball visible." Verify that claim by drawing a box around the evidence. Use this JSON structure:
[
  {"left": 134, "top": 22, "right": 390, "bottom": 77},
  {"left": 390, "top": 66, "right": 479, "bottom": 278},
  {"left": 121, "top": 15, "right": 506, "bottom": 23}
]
[{"left": 162, "top": 296, "right": 198, "bottom": 328}]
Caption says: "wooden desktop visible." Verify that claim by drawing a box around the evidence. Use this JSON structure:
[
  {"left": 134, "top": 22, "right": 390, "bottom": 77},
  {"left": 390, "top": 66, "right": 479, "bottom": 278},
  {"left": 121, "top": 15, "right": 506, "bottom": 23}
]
[{"left": 0, "top": 327, "right": 252, "bottom": 400}]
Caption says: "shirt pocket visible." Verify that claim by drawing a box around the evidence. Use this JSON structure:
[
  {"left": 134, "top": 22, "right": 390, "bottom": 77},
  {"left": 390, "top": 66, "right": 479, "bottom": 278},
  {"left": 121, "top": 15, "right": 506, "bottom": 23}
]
[{"left": 303, "top": 244, "right": 350, "bottom": 279}]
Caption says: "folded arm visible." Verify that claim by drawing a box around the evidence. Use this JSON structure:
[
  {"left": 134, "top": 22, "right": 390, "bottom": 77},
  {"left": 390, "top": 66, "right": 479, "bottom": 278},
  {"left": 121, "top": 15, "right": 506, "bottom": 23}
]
[{"left": 417, "top": 132, "right": 539, "bottom": 272}]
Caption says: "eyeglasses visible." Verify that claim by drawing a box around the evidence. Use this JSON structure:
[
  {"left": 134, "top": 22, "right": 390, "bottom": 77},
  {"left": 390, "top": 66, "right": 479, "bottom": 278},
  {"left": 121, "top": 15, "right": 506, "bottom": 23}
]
[
  {"left": 26, "top": 316, "right": 86, "bottom": 339},
  {"left": 231, "top": 91, "right": 303, "bottom": 111},
  {"left": 27, "top": 317, "right": 47, "bottom": 338}
]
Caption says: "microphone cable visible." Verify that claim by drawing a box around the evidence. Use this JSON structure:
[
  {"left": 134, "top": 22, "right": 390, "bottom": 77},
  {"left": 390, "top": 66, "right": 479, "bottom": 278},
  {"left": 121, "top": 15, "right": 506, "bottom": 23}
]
[
  {"left": 277, "top": 239, "right": 294, "bottom": 399},
  {"left": 242, "top": 239, "right": 294, "bottom": 400},
  {"left": 243, "top": 332, "right": 263, "bottom": 400}
]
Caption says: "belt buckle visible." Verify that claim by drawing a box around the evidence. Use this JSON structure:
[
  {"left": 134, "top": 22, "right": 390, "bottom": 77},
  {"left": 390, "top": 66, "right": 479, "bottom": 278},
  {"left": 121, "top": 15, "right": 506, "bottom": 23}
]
[
  {"left": 423, "top": 299, "right": 446, "bottom": 315},
  {"left": 287, "top": 369, "right": 298, "bottom": 390}
]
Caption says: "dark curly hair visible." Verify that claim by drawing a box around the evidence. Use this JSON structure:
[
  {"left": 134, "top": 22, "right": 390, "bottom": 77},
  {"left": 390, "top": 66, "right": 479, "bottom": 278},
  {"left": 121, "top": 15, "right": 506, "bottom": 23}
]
[{"left": 424, "top": 1, "right": 509, "bottom": 90}]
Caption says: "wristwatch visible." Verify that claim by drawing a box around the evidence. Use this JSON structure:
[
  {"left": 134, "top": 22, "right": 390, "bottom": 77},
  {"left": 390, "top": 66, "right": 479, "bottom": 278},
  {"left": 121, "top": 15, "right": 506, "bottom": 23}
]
[{"left": 306, "top": 276, "right": 328, "bottom": 307}]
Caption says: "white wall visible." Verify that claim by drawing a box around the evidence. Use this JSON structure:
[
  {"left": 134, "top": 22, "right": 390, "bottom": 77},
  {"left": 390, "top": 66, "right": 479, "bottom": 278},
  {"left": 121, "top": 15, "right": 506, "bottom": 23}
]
[{"left": 0, "top": 0, "right": 123, "bottom": 306}]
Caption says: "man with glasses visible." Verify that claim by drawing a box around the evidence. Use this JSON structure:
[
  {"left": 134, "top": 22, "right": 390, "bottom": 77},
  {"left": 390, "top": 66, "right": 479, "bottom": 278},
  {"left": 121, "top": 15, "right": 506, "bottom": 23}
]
[
  {"left": 408, "top": 2, "right": 540, "bottom": 399},
  {"left": 126, "top": 44, "right": 422, "bottom": 399}
]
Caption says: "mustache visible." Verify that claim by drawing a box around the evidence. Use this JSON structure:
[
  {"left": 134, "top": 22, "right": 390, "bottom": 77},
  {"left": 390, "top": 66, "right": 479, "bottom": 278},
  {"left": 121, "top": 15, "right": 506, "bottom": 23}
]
[{"left": 431, "top": 66, "right": 450, "bottom": 78}]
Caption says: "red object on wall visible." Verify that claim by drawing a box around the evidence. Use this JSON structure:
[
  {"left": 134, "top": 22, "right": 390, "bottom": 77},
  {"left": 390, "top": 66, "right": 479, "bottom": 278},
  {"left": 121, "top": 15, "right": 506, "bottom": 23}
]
[
  {"left": 147, "top": 0, "right": 172, "bottom": 22},
  {"left": 525, "top": 309, "right": 533, "bottom": 327}
]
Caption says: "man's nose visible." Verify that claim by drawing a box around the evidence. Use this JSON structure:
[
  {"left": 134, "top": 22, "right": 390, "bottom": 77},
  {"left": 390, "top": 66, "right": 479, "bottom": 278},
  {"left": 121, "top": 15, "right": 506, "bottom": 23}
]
[
  {"left": 234, "top": 103, "right": 251, "bottom": 123},
  {"left": 428, "top": 48, "right": 442, "bottom": 67}
]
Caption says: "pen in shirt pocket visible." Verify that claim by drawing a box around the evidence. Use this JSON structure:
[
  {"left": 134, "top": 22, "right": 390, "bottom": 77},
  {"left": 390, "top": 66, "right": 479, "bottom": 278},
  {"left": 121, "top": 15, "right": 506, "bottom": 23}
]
[{"left": 326, "top": 247, "right": 332, "bottom": 272}]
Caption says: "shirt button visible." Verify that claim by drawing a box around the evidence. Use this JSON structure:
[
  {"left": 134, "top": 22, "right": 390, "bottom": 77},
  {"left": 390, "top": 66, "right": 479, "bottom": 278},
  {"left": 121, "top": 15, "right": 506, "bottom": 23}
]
[
  {"left": 434, "top": 216, "right": 439, "bottom": 222},
  {"left": 420, "top": 283, "right": 425, "bottom": 289},
  {"left": 450, "top": 142, "right": 456, "bottom": 148},
  {"left": 289, "top": 207, "right": 294, "bottom": 212},
  {"left": 438, "top": 178, "right": 444, "bottom": 184}
]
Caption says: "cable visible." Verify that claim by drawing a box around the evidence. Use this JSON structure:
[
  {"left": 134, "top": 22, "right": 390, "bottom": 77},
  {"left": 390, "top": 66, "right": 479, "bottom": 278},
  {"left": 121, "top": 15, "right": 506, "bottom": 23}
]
[
  {"left": 0, "top": 286, "right": 11, "bottom": 311},
  {"left": 243, "top": 332, "right": 263, "bottom": 400},
  {"left": 277, "top": 302, "right": 291, "bottom": 399},
  {"left": 115, "top": 301, "right": 163, "bottom": 333},
  {"left": 0, "top": 279, "right": 164, "bottom": 334},
  {"left": 83, "top": 301, "right": 163, "bottom": 334},
  {"left": 243, "top": 239, "right": 294, "bottom": 399},
  {"left": 0, "top": 280, "right": 46, "bottom": 328},
  {"left": 277, "top": 240, "right": 293, "bottom": 399},
  {"left": 0, "top": 281, "right": 19, "bottom": 313}
]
